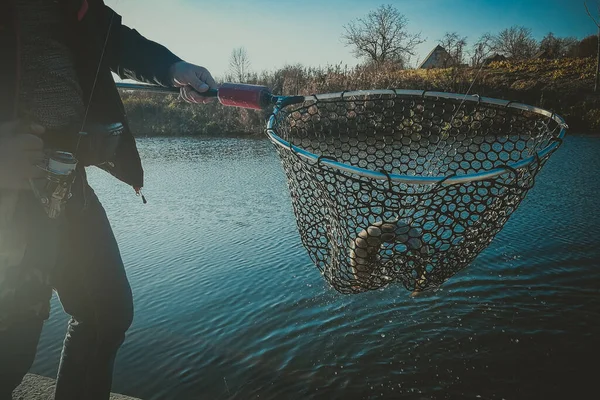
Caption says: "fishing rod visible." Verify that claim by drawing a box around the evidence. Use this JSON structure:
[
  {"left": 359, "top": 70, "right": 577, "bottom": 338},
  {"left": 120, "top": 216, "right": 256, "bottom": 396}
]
[{"left": 115, "top": 82, "right": 305, "bottom": 110}]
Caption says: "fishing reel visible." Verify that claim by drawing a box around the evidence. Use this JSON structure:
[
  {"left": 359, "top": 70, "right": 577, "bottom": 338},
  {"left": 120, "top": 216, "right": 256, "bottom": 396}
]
[
  {"left": 30, "top": 150, "right": 78, "bottom": 219},
  {"left": 27, "top": 121, "right": 125, "bottom": 219}
]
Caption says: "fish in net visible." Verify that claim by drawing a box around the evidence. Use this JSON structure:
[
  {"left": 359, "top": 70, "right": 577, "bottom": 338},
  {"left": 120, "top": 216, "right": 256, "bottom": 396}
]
[{"left": 267, "top": 90, "right": 566, "bottom": 294}]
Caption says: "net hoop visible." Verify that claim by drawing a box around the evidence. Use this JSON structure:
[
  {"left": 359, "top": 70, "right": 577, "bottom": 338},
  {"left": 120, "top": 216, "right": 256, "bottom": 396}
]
[{"left": 266, "top": 89, "right": 567, "bottom": 185}]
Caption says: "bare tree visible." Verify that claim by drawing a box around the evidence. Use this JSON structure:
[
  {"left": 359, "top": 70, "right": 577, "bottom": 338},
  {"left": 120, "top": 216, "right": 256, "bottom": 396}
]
[
  {"left": 435, "top": 32, "right": 469, "bottom": 92},
  {"left": 470, "top": 33, "right": 494, "bottom": 67},
  {"left": 438, "top": 32, "right": 467, "bottom": 67},
  {"left": 492, "top": 26, "right": 538, "bottom": 60},
  {"left": 342, "top": 4, "right": 424, "bottom": 66},
  {"left": 229, "top": 47, "right": 251, "bottom": 83},
  {"left": 539, "top": 32, "right": 578, "bottom": 58},
  {"left": 585, "top": 1, "right": 600, "bottom": 92}
]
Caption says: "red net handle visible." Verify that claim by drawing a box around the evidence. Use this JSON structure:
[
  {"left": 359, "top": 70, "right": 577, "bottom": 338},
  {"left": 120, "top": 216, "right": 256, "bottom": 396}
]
[{"left": 217, "top": 83, "right": 272, "bottom": 110}]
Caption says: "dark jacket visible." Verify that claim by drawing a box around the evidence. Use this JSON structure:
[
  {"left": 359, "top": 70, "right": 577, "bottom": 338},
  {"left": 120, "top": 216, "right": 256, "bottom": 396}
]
[{"left": 0, "top": 0, "right": 182, "bottom": 190}]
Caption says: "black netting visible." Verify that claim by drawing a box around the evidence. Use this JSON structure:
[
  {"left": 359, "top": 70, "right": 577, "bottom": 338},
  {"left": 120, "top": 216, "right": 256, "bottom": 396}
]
[{"left": 270, "top": 91, "right": 564, "bottom": 294}]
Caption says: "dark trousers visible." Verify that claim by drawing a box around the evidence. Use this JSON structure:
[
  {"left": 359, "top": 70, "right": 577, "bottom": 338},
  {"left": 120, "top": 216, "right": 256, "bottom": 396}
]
[{"left": 0, "top": 175, "right": 133, "bottom": 400}]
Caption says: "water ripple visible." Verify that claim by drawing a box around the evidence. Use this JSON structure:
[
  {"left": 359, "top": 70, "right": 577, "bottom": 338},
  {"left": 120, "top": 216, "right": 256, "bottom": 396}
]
[{"left": 31, "top": 136, "right": 600, "bottom": 400}]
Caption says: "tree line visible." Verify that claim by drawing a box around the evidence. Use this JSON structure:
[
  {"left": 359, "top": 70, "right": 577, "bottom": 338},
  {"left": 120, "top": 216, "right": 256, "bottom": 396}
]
[{"left": 441, "top": 28, "right": 595, "bottom": 67}]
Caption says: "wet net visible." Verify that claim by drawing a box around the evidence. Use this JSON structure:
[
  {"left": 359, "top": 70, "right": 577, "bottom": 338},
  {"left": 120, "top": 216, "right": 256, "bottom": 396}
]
[{"left": 267, "top": 90, "right": 566, "bottom": 294}]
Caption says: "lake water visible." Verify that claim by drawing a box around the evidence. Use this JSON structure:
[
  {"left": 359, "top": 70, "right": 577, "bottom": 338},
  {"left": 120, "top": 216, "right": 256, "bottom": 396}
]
[{"left": 31, "top": 135, "right": 599, "bottom": 400}]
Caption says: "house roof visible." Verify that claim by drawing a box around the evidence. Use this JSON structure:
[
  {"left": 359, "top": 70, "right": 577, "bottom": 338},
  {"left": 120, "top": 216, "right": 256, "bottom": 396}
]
[{"left": 418, "top": 45, "right": 450, "bottom": 69}]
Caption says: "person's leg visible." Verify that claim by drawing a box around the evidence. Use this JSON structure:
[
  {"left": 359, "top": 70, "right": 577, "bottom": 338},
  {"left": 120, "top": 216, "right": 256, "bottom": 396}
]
[
  {"left": 52, "top": 183, "right": 133, "bottom": 400},
  {"left": 0, "top": 317, "right": 45, "bottom": 400},
  {"left": 0, "top": 192, "right": 59, "bottom": 399}
]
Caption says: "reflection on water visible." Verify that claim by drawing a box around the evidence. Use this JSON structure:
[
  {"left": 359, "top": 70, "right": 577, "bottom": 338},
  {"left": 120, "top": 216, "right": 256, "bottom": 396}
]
[{"left": 32, "top": 136, "right": 599, "bottom": 400}]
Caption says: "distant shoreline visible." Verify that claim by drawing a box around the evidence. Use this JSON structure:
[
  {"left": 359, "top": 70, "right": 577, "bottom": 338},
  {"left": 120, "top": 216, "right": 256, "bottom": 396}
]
[{"left": 122, "top": 58, "right": 600, "bottom": 137}]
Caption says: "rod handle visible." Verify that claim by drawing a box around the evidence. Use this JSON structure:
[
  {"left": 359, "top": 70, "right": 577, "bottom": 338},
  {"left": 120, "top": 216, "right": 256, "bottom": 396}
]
[{"left": 116, "top": 82, "right": 218, "bottom": 97}]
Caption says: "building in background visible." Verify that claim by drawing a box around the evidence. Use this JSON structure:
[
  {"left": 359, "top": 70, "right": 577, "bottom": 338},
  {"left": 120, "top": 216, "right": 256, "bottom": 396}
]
[{"left": 418, "top": 45, "right": 453, "bottom": 69}]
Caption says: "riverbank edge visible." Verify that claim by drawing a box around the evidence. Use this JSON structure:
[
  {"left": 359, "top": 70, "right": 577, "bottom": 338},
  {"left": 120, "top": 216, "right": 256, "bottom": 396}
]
[{"left": 14, "top": 374, "right": 142, "bottom": 400}]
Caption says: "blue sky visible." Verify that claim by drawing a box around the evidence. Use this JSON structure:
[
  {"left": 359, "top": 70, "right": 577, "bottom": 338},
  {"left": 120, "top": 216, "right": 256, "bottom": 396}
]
[{"left": 106, "top": 0, "right": 597, "bottom": 79}]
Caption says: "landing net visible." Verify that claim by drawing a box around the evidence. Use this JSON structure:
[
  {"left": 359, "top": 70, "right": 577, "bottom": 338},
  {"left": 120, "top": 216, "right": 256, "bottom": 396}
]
[{"left": 267, "top": 90, "right": 566, "bottom": 294}]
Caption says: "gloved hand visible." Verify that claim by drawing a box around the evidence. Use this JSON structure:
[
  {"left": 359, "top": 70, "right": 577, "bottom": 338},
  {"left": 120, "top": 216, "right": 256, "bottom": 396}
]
[
  {"left": 0, "top": 121, "right": 45, "bottom": 190},
  {"left": 168, "top": 61, "right": 218, "bottom": 104}
]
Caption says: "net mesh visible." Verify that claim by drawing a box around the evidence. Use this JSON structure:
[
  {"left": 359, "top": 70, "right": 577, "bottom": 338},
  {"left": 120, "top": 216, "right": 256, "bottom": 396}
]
[{"left": 270, "top": 91, "right": 564, "bottom": 294}]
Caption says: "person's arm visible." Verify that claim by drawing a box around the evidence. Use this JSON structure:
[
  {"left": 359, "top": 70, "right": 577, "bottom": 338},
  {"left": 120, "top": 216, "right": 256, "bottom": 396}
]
[
  {"left": 102, "top": 5, "right": 216, "bottom": 103},
  {"left": 103, "top": 6, "right": 180, "bottom": 87}
]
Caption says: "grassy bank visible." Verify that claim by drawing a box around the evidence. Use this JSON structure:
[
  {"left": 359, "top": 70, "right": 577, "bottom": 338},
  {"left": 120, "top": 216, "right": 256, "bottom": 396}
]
[{"left": 120, "top": 58, "right": 599, "bottom": 136}]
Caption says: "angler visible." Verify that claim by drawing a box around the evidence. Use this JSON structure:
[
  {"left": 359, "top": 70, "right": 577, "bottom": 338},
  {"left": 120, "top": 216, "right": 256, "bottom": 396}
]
[{"left": 0, "top": 1, "right": 216, "bottom": 399}]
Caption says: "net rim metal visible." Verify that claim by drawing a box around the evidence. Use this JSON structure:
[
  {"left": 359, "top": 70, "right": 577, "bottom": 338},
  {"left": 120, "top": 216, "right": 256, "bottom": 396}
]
[{"left": 266, "top": 89, "right": 567, "bottom": 186}]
